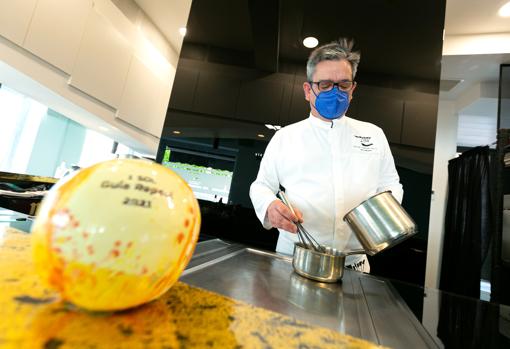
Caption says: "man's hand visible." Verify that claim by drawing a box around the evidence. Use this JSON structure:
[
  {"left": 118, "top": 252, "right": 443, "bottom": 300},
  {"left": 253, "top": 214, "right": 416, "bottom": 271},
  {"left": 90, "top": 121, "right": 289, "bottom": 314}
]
[{"left": 266, "top": 199, "right": 303, "bottom": 233}]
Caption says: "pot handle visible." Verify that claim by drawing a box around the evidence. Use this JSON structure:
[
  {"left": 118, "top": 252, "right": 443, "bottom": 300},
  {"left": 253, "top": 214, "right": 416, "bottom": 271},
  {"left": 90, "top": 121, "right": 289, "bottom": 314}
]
[{"left": 343, "top": 249, "right": 366, "bottom": 256}]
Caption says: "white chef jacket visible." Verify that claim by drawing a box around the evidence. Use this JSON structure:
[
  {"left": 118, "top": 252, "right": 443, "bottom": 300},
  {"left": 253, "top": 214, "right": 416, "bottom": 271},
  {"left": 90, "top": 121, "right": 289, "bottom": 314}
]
[{"left": 249, "top": 113, "right": 403, "bottom": 266}]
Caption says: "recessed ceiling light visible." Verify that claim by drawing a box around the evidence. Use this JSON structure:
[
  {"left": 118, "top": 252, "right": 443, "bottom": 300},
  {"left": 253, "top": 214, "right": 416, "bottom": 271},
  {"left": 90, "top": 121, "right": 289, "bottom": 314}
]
[
  {"left": 499, "top": 2, "right": 510, "bottom": 17},
  {"left": 303, "top": 37, "right": 318, "bottom": 48},
  {"left": 179, "top": 27, "right": 187, "bottom": 36},
  {"left": 257, "top": 134, "right": 265, "bottom": 138},
  {"left": 173, "top": 130, "right": 181, "bottom": 134}
]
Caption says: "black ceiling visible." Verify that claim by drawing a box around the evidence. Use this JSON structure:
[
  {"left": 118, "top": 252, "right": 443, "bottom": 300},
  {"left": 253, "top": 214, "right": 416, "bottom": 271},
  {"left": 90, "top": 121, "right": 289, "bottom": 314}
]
[{"left": 183, "top": 0, "right": 446, "bottom": 81}]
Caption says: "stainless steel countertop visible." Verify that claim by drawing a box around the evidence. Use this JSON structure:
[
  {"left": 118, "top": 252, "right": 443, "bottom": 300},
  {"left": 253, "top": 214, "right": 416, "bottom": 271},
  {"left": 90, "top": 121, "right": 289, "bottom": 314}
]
[{"left": 181, "top": 239, "right": 439, "bottom": 349}]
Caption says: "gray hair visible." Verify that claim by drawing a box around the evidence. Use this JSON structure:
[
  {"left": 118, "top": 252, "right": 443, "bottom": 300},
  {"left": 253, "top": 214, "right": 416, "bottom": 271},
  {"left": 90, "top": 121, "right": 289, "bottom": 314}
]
[{"left": 306, "top": 38, "right": 361, "bottom": 81}]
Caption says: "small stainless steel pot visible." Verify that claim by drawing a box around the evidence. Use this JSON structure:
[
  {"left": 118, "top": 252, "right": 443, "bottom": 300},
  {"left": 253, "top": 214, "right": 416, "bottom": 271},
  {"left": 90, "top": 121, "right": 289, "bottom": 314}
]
[
  {"left": 292, "top": 243, "right": 362, "bottom": 283},
  {"left": 343, "top": 191, "right": 417, "bottom": 256}
]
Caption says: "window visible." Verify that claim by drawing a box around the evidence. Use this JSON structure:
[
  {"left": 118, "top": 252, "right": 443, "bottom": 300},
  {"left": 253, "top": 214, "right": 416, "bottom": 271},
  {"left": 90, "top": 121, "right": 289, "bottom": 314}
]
[
  {"left": 0, "top": 85, "right": 45, "bottom": 174},
  {"left": 78, "top": 129, "right": 115, "bottom": 168}
]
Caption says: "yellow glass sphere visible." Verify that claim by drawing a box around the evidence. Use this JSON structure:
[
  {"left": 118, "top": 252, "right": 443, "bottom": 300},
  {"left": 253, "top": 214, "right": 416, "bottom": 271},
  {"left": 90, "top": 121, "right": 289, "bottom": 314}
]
[{"left": 31, "top": 159, "right": 201, "bottom": 311}]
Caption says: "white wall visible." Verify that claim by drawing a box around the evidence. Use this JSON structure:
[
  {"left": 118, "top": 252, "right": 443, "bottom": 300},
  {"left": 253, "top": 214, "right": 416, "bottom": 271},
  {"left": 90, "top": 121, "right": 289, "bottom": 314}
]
[
  {"left": 425, "top": 100, "right": 458, "bottom": 289},
  {"left": 444, "top": 33, "right": 510, "bottom": 56},
  {"left": 421, "top": 289, "right": 445, "bottom": 348},
  {"left": 454, "top": 81, "right": 498, "bottom": 117}
]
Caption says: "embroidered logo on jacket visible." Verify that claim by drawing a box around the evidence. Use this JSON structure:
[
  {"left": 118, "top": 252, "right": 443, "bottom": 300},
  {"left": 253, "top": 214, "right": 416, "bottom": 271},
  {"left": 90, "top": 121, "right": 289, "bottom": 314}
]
[{"left": 353, "top": 135, "right": 377, "bottom": 152}]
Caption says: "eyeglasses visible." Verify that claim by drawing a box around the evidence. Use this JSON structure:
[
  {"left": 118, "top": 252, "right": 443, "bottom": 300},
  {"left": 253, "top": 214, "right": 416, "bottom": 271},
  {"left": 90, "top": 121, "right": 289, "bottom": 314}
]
[{"left": 309, "top": 80, "right": 356, "bottom": 92}]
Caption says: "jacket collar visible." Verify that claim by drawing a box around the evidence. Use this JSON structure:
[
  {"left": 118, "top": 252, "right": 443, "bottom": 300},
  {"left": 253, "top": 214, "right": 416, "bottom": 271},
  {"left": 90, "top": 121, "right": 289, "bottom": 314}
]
[{"left": 307, "top": 113, "right": 346, "bottom": 129}]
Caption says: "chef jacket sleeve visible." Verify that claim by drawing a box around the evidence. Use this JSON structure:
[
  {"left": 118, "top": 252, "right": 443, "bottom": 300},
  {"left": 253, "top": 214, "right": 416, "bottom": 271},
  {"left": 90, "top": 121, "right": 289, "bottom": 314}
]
[
  {"left": 249, "top": 132, "right": 281, "bottom": 229},
  {"left": 376, "top": 129, "right": 404, "bottom": 203}
]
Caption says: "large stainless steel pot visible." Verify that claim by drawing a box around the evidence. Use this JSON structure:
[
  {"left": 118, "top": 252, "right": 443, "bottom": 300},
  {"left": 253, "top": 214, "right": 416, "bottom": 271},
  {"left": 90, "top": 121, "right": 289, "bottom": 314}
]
[{"left": 343, "top": 191, "right": 417, "bottom": 256}]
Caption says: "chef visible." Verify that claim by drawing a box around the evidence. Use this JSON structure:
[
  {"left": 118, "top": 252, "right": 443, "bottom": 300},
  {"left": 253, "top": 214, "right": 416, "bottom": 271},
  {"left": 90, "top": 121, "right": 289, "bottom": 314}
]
[{"left": 249, "top": 38, "right": 403, "bottom": 272}]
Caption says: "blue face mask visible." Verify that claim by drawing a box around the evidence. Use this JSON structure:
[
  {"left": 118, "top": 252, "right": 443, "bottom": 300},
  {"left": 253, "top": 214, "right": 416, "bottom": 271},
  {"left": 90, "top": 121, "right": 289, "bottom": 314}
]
[{"left": 312, "top": 87, "right": 350, "bottom": 120}]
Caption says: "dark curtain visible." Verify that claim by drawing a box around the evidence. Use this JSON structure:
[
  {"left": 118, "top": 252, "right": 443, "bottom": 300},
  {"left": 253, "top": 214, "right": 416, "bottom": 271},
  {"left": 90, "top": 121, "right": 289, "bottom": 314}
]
[
  {"left": 437, "top": 146, "right": 500, "bottom": 348},
  {"left": 439, "top": 146, "right": 494, "bottom": 297}
]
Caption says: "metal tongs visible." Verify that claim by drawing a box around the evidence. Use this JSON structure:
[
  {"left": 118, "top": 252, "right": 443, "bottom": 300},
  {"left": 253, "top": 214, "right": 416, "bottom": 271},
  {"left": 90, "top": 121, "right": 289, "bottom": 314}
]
[{"left": 277, "top": 190, "right": 326, "bottom": 253}]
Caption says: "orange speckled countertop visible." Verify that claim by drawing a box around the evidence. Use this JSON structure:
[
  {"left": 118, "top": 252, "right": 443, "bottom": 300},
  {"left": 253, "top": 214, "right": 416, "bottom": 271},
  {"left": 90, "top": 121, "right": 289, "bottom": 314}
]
[{"left": 0, "top": 228, "right": 386, "bottom": 349}]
